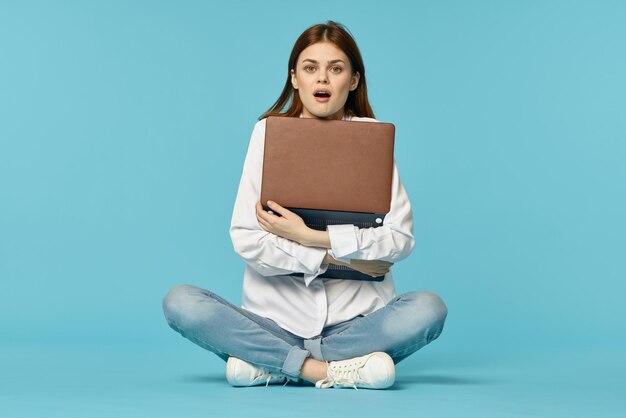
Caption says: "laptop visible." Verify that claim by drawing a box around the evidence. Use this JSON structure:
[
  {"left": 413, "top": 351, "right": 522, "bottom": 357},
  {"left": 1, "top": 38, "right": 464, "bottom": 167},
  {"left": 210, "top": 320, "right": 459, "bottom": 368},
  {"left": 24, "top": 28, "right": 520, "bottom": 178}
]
[{"left": 260, "top": 116, "right": 395, "bottom": 281}]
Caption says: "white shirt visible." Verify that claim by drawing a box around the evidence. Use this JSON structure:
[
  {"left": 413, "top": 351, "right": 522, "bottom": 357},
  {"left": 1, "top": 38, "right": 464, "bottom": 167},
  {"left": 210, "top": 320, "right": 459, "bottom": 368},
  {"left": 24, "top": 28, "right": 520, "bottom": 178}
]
[{"left": 229, "top": 114, "right": 415, "bottom": 338}]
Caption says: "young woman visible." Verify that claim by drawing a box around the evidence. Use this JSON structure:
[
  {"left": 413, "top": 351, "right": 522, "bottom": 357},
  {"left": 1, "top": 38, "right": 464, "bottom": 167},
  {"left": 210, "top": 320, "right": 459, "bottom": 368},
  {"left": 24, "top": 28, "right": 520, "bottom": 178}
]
[{"left": 162, "top": 21, "right": 447, "bottom": 390}]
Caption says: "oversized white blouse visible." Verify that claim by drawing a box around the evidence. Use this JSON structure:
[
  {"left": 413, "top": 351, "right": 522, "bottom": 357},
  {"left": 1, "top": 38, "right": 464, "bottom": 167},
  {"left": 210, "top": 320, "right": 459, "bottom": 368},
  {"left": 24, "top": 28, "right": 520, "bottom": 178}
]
[{"left": 229, "top": 114, "right": 415, "bottom": 338}]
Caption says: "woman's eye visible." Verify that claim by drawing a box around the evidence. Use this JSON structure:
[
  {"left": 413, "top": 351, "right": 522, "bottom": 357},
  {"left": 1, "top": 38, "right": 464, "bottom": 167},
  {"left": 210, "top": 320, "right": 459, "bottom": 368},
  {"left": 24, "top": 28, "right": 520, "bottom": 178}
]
[
  {"left": 304, "top": 66, "right": 316, "bottom": 72},
  {"left": 330, "top": 66, "right": 343, "bottom": 73}
]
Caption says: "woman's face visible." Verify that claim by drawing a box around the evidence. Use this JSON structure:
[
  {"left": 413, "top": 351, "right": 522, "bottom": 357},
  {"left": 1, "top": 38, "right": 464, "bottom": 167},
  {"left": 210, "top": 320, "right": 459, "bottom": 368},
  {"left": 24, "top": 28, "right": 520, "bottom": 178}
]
[{"left": 291, "top": 42, "right": 360, "bottom": 120}]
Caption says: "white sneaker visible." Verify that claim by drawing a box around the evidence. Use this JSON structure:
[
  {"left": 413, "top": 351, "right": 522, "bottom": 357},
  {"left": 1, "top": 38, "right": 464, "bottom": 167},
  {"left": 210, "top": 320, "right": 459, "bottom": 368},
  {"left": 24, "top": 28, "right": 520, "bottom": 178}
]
[
  {"left": 226, "top": 357, "right": 289, "bottom": 387},
  {"left": 315, "top": 352, "right": 396, "bottom": 390}
]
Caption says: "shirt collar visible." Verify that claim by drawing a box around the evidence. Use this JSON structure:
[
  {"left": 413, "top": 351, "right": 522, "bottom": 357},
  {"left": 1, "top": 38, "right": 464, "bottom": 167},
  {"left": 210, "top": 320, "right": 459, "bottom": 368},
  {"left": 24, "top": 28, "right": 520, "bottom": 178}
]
[{"left": 298, "top": 112, "right": 351, "bottom": 121}]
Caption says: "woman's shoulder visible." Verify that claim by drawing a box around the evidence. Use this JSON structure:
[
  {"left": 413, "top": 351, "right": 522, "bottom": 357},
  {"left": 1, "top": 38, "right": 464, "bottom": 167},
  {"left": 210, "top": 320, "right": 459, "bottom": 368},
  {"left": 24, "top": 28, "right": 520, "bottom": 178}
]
[
  {"left": 249, "top": 118, "right": 268, "bottom": 140},
  {"left": 254, "top": 117, "right": 268, "bottom": 129}
]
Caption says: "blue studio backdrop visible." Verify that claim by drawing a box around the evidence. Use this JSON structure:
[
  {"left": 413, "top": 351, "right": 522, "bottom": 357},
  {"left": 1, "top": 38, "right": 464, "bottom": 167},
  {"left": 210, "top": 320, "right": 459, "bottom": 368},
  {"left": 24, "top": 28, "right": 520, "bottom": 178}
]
[{"left": 1, "top": 1, "right": 625, "bottom": 417}]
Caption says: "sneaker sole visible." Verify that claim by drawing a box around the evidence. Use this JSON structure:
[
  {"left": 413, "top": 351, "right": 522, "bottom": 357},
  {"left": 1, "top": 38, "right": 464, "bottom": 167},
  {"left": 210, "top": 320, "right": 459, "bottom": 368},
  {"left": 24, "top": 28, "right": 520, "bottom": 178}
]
[
  {"left": 363, "top": 352, "right": 396, "bottom": 389},
  {"left": 226, "top": 357, "right": 246, "bottom": 386}
]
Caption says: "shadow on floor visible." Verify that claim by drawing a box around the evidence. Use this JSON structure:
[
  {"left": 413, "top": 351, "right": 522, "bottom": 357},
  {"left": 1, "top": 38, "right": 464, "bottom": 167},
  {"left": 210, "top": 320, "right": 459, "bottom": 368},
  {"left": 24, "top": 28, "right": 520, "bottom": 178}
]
[
  {"left": 180, "top": 374, "right": 227, "bottom": 384},
  {"left": 179, "top": 373, "right": 494, "bottom": 390},
  {"left": 387, "top": 374, "right": 495, "bottom": 391}
]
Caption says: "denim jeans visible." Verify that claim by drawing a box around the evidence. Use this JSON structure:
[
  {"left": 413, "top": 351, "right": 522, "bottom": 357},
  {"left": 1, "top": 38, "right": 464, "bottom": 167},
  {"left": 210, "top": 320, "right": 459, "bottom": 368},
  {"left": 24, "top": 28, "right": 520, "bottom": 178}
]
[{"left": 162, "top": 284, "right": 447, "bottom": 381}]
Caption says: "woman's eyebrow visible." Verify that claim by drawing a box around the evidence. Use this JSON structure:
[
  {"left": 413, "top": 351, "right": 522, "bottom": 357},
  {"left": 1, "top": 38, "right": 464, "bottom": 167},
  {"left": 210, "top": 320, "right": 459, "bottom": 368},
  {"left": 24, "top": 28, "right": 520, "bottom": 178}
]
[{"left": 301, "top": 59, "right": 345, "bottom": 64}]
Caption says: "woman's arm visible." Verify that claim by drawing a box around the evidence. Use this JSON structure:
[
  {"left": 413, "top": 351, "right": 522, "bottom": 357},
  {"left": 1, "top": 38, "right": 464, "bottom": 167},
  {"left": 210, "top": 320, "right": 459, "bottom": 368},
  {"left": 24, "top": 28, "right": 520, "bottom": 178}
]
[
  {"left": 255, "top": 201, "right": 394, "bottom": 277},
  {"left": 323, "top": 252, "right": 393, "bottom": 277},
  {"left": 256, "top": 157, "right": 414, "bottom": 265},
  {"left": 304, "top": 159, "right": 415, "bottom": 263}
]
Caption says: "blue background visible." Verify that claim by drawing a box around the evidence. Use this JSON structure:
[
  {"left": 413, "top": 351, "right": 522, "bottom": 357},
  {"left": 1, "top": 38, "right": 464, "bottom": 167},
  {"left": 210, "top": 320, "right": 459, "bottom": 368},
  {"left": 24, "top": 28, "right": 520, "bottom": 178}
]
[{"left": 1, "top": 0, "right": 624, "bottom": 417}]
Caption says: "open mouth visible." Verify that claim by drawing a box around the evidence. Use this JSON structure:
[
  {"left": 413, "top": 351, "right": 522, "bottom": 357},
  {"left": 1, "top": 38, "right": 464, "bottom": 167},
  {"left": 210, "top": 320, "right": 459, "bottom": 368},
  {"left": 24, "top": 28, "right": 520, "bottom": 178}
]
[{"left": 313, "top": 89, "right": 331, "bottom": 101}]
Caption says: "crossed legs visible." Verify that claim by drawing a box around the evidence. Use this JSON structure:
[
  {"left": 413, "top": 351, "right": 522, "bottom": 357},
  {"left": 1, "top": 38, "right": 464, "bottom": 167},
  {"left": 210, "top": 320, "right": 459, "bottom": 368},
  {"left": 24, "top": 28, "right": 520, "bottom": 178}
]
[{"left": 162, "top": 284, "right": 447, "bottom": 383}]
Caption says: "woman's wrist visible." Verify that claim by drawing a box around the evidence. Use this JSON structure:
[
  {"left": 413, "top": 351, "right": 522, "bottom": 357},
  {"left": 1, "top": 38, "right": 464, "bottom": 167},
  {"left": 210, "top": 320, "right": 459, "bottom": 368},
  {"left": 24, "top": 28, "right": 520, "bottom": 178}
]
[
  {"left": 323, "top": 253, "right": 348, "bottom": 266},
  {"left": 300, "top": 227, "right": 332, "bottom": 249}
]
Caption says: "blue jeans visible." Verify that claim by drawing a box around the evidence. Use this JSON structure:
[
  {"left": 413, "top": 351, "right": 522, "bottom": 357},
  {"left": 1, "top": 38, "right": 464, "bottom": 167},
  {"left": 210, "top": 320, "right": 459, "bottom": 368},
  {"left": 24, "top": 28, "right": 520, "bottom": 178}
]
[{"left": 162, "top": 284, "right": 447, "bottom": 381}]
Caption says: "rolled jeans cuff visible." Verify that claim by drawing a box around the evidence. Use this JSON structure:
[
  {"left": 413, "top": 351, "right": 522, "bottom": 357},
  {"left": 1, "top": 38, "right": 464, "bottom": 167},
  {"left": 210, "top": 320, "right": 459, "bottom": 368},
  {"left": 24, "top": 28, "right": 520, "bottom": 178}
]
[{"left": 281, "top": 346, "right": 310, "bottom": 379}]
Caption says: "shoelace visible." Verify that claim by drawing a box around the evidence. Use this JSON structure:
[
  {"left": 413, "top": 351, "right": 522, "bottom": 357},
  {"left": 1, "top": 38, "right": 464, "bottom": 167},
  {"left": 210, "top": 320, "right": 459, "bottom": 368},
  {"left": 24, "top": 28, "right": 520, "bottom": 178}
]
[
  {"left": 258, "top": 371, "right": 289, "bottom": 387},
  {"left": 315, "top": 360, "right": 364, "bottom": 390}
]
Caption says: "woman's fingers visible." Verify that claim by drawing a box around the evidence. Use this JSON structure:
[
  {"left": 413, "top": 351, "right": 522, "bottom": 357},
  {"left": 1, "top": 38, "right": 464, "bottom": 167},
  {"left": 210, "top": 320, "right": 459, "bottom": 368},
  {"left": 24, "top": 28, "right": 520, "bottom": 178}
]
[
  {"left": 257, "top": 201, "right": 291, "bottom": 223},
  {"left": 267, "top": 201, "right": 288, "bottom": 217},
  {"left": 257, "top": 217, "right": 270, "bottom": 230},
  {"left": 349, "top": 259, "right": 393, "bottom": 276},
  {"left": 257, "top": 201, "right": 280, "bottom": 226},
  {"left": 256, "top": 203, "right": 271, "bottom": 230},
  {"left": 352, "top": 259, "right": 393, "bottom": 268},
  {"left": 325, "top": 257, "right": 392, "bottom": 276}
]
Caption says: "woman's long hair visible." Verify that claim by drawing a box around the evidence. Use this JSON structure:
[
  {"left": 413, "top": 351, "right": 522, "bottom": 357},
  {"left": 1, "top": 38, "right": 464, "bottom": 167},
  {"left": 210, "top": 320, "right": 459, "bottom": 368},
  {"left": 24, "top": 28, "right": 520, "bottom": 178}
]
[{"left": 259, "top": 21, "right": 375, "bottom": 120}]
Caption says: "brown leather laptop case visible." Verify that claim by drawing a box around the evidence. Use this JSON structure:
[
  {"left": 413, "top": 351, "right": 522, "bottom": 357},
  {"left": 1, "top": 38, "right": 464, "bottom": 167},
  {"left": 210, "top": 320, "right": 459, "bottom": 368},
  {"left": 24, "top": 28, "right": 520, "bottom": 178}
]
[
  {"left": 261, "top": 116, "right": 394, "bottom": 213},
  {"left": 260, "top": 116, "right": 395, "bottom": 281}
]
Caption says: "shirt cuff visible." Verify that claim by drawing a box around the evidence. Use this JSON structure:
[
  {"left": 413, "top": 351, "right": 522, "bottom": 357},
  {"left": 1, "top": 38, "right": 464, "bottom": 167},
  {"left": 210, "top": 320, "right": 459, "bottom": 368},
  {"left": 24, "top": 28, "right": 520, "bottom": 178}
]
[
  {"left": 303, "top": 261, "right": 329, "bottom": 287},
  {"left": 327, "top": 224, "right": 359, "bottom": 259},
  {"left": 326, "top": 248, "right": 351, "bottom": 264},
  {"left": 295, "top": 245, "right": 327, "bottom": 286}
]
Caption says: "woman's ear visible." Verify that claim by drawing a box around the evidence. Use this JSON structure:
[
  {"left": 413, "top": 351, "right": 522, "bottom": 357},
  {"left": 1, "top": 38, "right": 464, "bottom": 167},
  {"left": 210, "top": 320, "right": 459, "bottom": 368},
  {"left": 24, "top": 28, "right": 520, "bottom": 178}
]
[
  {"left": 290, "top": 69, "right": 298, "bottom": 90},
  {"left": 350, "top": 71, "right": 361, "bottom": 91}
]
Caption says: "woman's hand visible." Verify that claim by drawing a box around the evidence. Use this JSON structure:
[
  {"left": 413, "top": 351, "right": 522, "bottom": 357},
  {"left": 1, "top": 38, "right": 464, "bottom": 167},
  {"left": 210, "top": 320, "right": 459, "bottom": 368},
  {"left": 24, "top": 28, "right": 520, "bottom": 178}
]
[
  {"left": 326, "top": 254, "right": 394, "bottom": 277},
  {"left": 256, "top": 200, "right": 310, "bottom": 244}
]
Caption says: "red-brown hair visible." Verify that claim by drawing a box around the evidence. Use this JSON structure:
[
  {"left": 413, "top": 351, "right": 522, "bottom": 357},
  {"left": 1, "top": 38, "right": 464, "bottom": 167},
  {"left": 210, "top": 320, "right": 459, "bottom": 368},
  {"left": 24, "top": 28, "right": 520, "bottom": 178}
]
[{"left": 259, "top": 21, "right": 375, "bottom": 120}]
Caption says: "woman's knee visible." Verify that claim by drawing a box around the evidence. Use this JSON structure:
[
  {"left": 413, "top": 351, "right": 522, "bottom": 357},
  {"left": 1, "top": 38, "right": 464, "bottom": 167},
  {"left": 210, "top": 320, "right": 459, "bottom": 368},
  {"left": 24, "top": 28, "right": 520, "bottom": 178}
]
[
  {"left": 162, "top": 284, "right": 206, "bottom": 327},
  {"left": 401, "top": 291, "right": 448, "bottom": 328}
]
